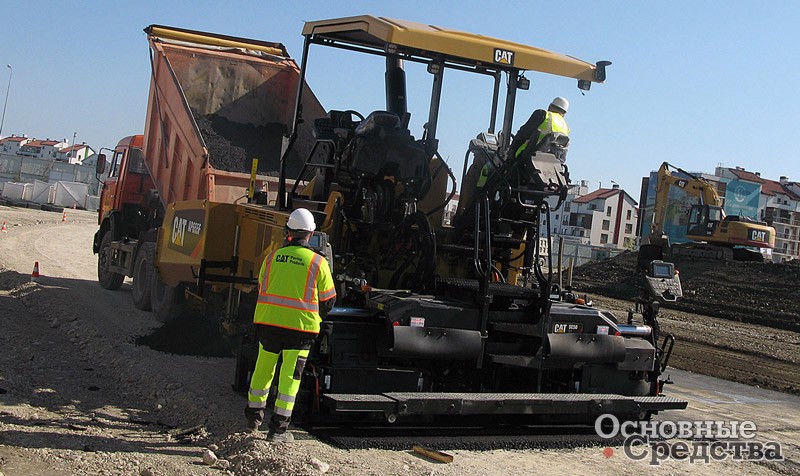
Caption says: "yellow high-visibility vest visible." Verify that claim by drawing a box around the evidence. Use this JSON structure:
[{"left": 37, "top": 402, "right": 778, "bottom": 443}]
[
  {"left": 537, "top": 111, "right": 570, "bottom": 143},
  {"left": 515, "top": 111, "right": 570, "bottom": 158},
  {"left": 253, "top": 245, "right": 336, "bottom": 334}
]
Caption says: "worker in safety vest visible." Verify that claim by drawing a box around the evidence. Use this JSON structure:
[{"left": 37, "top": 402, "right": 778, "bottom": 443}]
[
  {"left": 245, "top": 208, "right": 336, "bottom": 442},
  {"left": 507, "top": 96, "right": 570, "bottom": 163},
  {"left": 473, "top": 97, "right": 571, "bottom": 191}
]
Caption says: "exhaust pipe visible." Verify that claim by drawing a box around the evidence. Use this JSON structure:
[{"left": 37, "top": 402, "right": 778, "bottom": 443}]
[{"left": 617, "top": 324, "right": 652, "bottom": 337}]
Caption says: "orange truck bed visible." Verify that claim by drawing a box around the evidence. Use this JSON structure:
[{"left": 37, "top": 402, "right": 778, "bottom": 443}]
[{"left": 141, "top": 25, "right": 324, "bottom": 206}]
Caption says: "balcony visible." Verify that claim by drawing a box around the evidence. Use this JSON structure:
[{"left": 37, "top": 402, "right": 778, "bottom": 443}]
[
  {"left": 765, "top": 201, "right": 797, "bottom": 213},
  {"left": 770, "top": 216, "right": 799, "bottom": 227},
  {"left": 17, "top": 148, "right": 42, "bottom": 158}
]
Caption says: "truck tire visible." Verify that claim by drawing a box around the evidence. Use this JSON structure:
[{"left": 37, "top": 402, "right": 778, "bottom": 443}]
[
  {"left": 132, "top": 242, "right": 156, "bottom": 311},
  {"left": 98, "top": 232, "right": 125, "bottom": 290},
  {"left": 150, "top": 268, "right": 187, "bottom": 323}
]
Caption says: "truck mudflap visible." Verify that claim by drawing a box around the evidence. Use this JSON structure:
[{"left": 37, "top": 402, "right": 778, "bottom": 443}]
[{"left": 321, "top": 392, "right": 687, "bottom": 418}]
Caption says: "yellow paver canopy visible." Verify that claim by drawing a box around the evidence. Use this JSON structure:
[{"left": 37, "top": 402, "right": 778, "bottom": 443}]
[{"left": 303, "top": 15, "right": 605, "bottom": 83}]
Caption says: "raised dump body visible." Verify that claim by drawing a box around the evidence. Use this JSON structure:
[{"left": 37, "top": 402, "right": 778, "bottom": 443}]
[
  {"left": 142, "top": 25, "right": 324, "bottom": 205},
  {"left": 94, "top": 25, "right": 324, "bottom": 319}
]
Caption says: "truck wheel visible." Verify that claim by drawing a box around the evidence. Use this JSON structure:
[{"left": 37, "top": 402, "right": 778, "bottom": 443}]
[
  {"left": 150, "top": 268, "right": 187, "bottom": 323},
  {"left": 132, "top": 242, "right": 156, "bottom": 311},
  {"left": 97, "top": 232, "right": 125, "bottom": 290}
]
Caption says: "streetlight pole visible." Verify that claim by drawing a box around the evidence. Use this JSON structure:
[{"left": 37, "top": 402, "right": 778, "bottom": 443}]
[
  {"left": 0, "top": 64, "right": 12, "bottom": 138},
  {"left": 71, "top": 131, "right": 77, "bottom": 161}
]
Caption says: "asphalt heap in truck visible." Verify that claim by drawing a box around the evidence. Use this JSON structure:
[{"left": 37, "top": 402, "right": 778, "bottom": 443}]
[{"left": 192, "top": 110, "right": 287, "bottom": 176}]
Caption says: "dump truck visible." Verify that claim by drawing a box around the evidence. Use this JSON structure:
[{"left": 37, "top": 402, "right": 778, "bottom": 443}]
[
  {"left": 99, "top": 19, "right": 687, "bottom": 426},
  {"left": 93, "top": 25, "right": 324, "bottom": 320},
  {"left": 640, "top": 162, "right": 775, "bottom": 264}
]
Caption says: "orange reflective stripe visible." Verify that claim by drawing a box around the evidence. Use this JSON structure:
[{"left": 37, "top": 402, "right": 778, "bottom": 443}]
[
  {"left": 259, "top": 251, "right": 277, "bottom": 295},
  {"left": 304, "top": 254, "right": 321, "bottom": 302},
  {"left": 257, "top": 294, "right": 319, "bottom": 312},
  {"left": 255, "top": 321, "right": 318, "bottom": 334},
  {"left": 319, "top": 286, "right": 336, "bottom": 301}
]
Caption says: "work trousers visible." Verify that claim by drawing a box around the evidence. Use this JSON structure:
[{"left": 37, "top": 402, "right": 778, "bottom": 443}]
[{"left": 246, "top": 326, "right": 313, "bottom": 434}]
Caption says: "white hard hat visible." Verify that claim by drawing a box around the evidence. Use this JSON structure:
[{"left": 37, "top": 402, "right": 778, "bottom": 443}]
[
  {"left": 549, "top": 97, "right": 569, "bottom": 114},
  {"left": 287, "top": 208, "right": 316, "bottom": 232}
]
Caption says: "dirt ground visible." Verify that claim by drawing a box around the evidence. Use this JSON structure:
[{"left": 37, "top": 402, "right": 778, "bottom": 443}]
[
  {"left": 569, "top": 252, "right": 800, "bottom": 395},
  {"left": 1, "top": 205, "right": 798, "bottom": 475}
]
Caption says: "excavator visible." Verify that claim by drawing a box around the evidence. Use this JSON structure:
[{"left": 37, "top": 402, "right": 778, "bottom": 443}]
[{"left": 640, "top": 162, "right": 775, "bottom": 264}]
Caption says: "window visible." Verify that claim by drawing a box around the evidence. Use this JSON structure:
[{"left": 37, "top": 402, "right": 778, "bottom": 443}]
[
  {"left": 602, "top": 220, "right": 610, "bottom": 231},
  {"left": 110, "top": 151, "right": 124, "bottom": 178},
  {"left": 564, "top": 202, "right": 571, "bottom": 211},
  {"left": 589, "top": 204, "right": 596, "bottom": 210},
  {"left": 625, "top": 223, "right": 633, "bottom": 234},
  {"left": 600, "top": 234, "right": 608, "bottom": 244},
  {"left": 626, "top": 210, "right": 632, "bottom": 220},
  {"left": 563, "top": 216, "right": 569, "bottom": 225},
  {"left": 606, "top": 206, "right": 612, "bottom": 217}
]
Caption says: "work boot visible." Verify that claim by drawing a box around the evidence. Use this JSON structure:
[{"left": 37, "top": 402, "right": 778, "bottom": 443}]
[
  {"left": 245, "top": 418, "right": 261, "bottom": 433},
  {"left": 244, "top": 405, "right": 264, "bottom": 433},
  {"left": 266, "top": 431, "right": 294, "bottom": 443}
]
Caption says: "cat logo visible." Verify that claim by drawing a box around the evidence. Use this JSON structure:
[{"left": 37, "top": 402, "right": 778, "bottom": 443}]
[
  {"left": 554, "top": 323, "right": 582, "bottom": 333},
  {"left": 275, "top": 254, "right": 288, "bottom": 263},
  {"left": 750, "top": 229, "right": 768, "bottom": 242},
  {"left": 171, "top": 216, "right": 187, "bottom": 246},
  {"left": 494, "top": 48, "right": 515, "bottom": 66},
  {"left": 171, "top": 215, "right": 202, "bottom": 247}
]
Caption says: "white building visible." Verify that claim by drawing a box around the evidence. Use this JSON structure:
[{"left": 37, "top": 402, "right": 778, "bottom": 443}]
[
  {"left": 0, "top": 135, "right": 30, "bottom": 154},
  {"left": 1, "top": 135, "right": 94, "bottom": 163},
  {"left": 557, "top": 183, "right": 639, "bottom": 250},
  {"left": 57, "top": 143, "right": 96, "bottom": 164},
  {"left": 17, "top": 138, "right": 67, "bottom": 159}
]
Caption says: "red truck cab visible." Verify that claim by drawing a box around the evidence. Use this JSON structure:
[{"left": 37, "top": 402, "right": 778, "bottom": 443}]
[
  {"left": 97, "top": 135, "right": 157, "bottom": 226},
  {"left": 93, "top": 134, "right": 164, "bottom": 301}
]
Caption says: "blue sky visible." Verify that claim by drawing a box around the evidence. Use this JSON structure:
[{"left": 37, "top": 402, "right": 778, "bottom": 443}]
[{"left": 2, "top": 1, "right": 798, "bottom": 198}]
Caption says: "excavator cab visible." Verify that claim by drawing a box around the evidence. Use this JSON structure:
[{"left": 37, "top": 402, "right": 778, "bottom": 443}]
[{"left": 686, "top": 204, "right": 724, "bottom": 238}]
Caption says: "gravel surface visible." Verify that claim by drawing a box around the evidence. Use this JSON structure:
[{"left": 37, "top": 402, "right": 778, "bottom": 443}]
[{"left": 0, "top": 205, "right": 796, "bottom": 475}]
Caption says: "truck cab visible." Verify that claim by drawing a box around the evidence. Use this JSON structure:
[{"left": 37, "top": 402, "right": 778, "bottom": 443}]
[
  {"left": 94, "top": 134, "right": 164, "bottom": 311},
  {"left": 95, "top": 135, "right": 158, "bottom": 245}
]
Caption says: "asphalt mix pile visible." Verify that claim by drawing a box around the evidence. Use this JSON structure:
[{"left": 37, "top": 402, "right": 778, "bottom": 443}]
[
  {"left": 569, "top": 251, "right": 800, "bottom": 333},
  {"left": 192, "top": 111, "right": 286, "bottom": 175},
  {"left": 135, "top": 315, "right": 235, "bottom": 358}
]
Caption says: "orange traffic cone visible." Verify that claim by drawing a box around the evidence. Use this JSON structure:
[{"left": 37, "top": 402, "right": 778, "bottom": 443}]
[
  {"left": 62, "top": 210, "right": 67, "bottom": 223},
  {"left": 31, "top": 262, "right": 40, "bottom": 283},
  {"left": 1, "top": 221, "right": 6, "bottom": 232}
]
